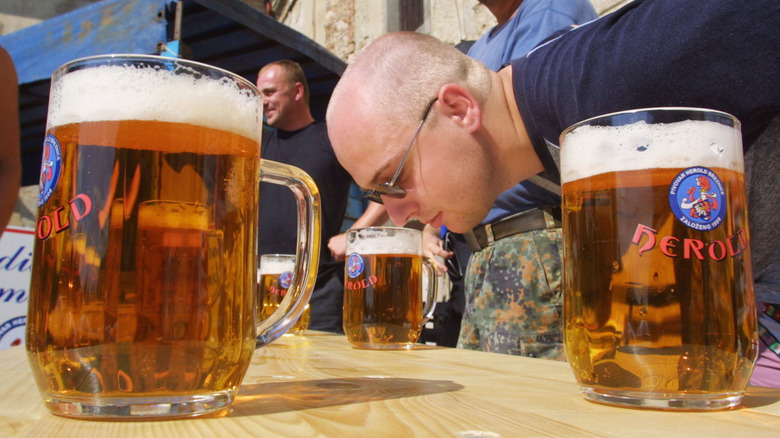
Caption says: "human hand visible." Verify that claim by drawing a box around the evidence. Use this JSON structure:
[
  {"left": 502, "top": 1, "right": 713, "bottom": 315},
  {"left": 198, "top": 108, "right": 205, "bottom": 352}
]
[
  {"left": 328, "top": 233, "right": 347, "bottom": 262},
  {"left": 422, "top": 225, "right": 452, "bottom": 274}
]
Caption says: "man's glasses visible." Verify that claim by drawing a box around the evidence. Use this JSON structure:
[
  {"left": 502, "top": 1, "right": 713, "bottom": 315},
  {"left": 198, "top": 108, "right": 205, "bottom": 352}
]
[{"left": 364, "top": 98, "right": 438, "bottom": 204}]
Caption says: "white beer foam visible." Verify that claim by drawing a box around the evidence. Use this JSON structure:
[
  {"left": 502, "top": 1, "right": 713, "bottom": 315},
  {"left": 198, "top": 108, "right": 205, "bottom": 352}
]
[
  {"left": 259, "top": 256, "right": 295, "bottom": 275},
  {"left": 561, "top": 120, "right": 743, "bottom": 183},
  {"left": 347, "top": 228, "right": 422, "bottom": 256},
  {"left": 47, "top": 63, "right": 259, "bottom": 141}
]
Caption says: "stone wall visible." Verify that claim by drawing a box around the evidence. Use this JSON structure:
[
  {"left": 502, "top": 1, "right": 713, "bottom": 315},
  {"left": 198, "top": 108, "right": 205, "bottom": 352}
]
[
  {"left": 266, "top": 0, "right": 633, "bottom": 63},
  {"left": 1, "top": 0, "right": 634, "bottom": 59},
  {"left": 0, "top": 0, "right": 99, "bottom": 35}
]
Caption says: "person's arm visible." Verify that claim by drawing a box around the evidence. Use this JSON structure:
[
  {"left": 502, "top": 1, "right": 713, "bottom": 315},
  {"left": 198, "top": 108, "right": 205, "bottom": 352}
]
[
  {"left": 0, "top": 46, "right": 21, "bottom": 235},
  {"left": 421, "top": 224, "right": 453, "bottom": 273},
  {"left": 328, "top": 202, "right": 389, "bottom": 261}
]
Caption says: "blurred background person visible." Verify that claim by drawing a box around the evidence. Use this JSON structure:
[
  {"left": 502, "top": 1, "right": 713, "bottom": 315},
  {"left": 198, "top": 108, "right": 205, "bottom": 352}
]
[
  {"left": 256, "top": 60, "right": 352, "bottom": 333},
  {"left": 327, "top": 202, "right": 388, "bottom": 262},
  {"left": 0, "top": 45, "right": 21, "bottom": 236},
  {"left": 745, "top": 116, "right": 780, "bottom": 387}
]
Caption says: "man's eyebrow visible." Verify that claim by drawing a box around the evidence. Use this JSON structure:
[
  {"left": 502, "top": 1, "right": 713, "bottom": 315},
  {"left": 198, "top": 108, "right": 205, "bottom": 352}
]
[{"left": 364, "top": 159, "right": 393, "bottom": 190}]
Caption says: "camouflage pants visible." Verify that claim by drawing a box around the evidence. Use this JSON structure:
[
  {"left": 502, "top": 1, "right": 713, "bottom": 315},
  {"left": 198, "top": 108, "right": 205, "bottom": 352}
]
[{"left": 457, "top": 219, "right": 566, "bottom": 361}]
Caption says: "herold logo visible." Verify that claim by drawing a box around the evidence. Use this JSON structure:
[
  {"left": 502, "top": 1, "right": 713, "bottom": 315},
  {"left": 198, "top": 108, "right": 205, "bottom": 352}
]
[
  {"left": 345, "top": 253, "right": 377, "bottom": 290},
  {"left": 631, "top": 167, "right": 746, "bottom": 261},
  {"left": 668, "top": 166, "right": 726, "bottom": 231},
  {"left": 35, "top": 134, "right": 95, "bottom": 240},
  {"left": 632, "top": 224, "right": 747, "bottom": 261},
  {"left": 38, "top": 134, "right": 62, "bottom": 207},
  {"left": 36, "top": 193, "right": 94, "bottom": 240},
  {"left": 279, "top": 271, "right": 293, "bottom": 289}
]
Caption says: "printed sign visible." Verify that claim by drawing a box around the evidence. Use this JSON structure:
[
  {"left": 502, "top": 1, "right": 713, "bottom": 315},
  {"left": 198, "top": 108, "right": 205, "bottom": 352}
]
[{"left": 0, "top": 227, "right": 34, "bottom": 350}]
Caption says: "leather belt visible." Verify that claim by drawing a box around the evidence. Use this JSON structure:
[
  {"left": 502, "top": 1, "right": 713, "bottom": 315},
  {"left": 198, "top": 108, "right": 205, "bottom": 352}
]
[{"left": 463, "top": 207, "right": 561, "bottom": 252}]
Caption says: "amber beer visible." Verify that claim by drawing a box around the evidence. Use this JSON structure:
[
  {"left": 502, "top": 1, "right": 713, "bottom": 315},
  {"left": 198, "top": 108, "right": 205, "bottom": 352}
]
[
  {"left": 27, "top": 55, "right": 320, "bottom": 419},
  {"left": 560, "top": 108, "right": 758, "bottom": 410},
  {"left": 258, "top": 254, "right": 310, "bottom": 334},
  {"left": 343, "top": 227, "right": 436, "bottom": 349}
]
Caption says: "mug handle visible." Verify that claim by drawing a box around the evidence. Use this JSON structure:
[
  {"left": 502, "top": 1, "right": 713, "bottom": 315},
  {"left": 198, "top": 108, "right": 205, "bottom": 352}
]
[
  {"left": 255, "top": 159, "right": 321, "bottom": 346},
  {"left": 421, "top": 259, "right": 439, "bottom": 323}
]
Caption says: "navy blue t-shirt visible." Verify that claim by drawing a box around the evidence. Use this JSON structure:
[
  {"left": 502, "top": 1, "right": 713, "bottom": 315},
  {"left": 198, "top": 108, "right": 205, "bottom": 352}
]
[
  {"left": 469, "top": 0, "right": 597, "bottom": 224},
  {"left": 511, "top": 0, "right": 780, "bottom": 182}
]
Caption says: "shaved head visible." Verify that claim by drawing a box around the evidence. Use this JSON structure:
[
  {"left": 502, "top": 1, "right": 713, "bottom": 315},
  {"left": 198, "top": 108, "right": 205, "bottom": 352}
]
[
  {"left": 325, "top": 32, "right": 532, "bottom": 232},
  {"left": 328, "top": 32, "right": 490, "bottom": 134}
]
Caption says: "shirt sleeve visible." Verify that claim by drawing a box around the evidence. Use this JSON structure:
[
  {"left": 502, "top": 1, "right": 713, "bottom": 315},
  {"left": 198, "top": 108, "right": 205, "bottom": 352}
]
[{"left": 512, "top": 0, "right": 780, "bottom": 178}]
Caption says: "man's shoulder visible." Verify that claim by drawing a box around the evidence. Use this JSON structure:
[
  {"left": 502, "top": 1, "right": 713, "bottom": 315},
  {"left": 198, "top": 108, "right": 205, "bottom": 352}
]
[
  {"left": 291, "top": 120, "right": 330, "bottom": 140},
  {"left": 517, "top": 0, "right": 598, "bottom": 23}
]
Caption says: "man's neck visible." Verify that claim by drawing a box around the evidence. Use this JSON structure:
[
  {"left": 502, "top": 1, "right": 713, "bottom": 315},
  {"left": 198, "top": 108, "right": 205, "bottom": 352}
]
[
  {"left": 275, "top": 114, "right": 315, "bottom": 132},
  {"left": 489, "top": 66, "right": 543, "bottom": 191},
  {"left": 488, "top": 0, "right": 524, "bottom": 27}
]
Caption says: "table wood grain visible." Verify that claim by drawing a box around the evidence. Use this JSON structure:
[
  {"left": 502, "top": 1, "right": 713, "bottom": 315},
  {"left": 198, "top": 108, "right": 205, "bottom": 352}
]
[{"left": 1, "top": 332, "right": 778, "bottom": 437}]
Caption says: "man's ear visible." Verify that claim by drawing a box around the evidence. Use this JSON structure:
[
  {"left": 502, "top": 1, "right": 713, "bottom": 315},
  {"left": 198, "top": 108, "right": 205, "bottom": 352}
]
[
  {"left": 438, "top": 83, "right": 482, "bottom": 133},
  {"left": 294, "top": 82, "right": 306, "bottom": 102}
]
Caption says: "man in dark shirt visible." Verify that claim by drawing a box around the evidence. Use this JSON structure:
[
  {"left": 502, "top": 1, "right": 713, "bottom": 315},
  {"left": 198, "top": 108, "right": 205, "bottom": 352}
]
[
  {"left": 326, "top": 0, "right": 779, "bottom": 381},
  {"left": 257, "top": 60, "right": 352, "bottom": 332}
]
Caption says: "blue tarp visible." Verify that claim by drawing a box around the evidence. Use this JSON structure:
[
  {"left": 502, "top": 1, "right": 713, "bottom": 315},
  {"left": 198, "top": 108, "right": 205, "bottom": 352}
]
[
  {"left": 0, "top": 0, "right": 170, "bottom": 86},
  {"left": 0, "top": 0, "right": 346, "bottom": 186}
]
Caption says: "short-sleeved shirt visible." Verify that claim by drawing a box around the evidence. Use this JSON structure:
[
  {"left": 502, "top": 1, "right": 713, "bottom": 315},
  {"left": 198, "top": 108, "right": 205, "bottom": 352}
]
[
  {"left": 511, "top": 0, "right": 780, "bottom": 186},
  {"left": 468, "top": 0, "right": 598, "bottom": 224},
  {"left": 258, "top": 121, "right": 352, "bottom": 273}
]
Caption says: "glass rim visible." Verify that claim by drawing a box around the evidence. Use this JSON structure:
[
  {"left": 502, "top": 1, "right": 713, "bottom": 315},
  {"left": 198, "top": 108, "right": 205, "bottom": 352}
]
[
  {"left": 260, "top": 254, "right": 296, "bottom": 260},
  {"left": 560, "top": 107, "right": 740, "bottom": 140},
  {"left": 345, "top": 227, "right": 423, "bottom": 256},
  {"left": 53, "top": 53, "right": 257, "bottom": 91},
  {"left": 346, "top": 226, "right": 421, "bottom": 235}
]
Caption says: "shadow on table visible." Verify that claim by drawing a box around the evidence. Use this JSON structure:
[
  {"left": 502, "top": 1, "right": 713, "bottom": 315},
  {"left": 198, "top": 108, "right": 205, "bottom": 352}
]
[
  {"left": 228, "top": 377, "right": 463, "bottom": 417},
  {"left": 741, "top": 385, "right": 780, "bottom": 409}
]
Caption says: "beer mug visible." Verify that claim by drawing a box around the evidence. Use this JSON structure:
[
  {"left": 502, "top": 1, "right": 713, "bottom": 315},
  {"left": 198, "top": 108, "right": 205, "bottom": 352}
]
[
  {"left": 344, "top": 227, "right": 437, "bottom": 349},
  {"left": 27, "top": 55, "right": 321, "bottom": 419},
  {"left": 258, "top": 254, "right": 310, "bottom": 335},
  {"left": 560, "top": 108, "right": 758, "bottom": 410}
]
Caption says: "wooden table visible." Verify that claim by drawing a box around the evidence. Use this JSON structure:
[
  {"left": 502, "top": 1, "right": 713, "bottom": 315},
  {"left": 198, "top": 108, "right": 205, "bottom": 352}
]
[{"left": 1, "top": 332, "right": 778, "bottom": 437}]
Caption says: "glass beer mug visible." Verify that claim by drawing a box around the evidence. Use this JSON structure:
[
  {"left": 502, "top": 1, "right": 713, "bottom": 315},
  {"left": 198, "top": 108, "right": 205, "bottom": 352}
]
[
  {"left": 343, "top": 227, "right": 437, "bottom": 350},
  {"left": 560, "top": 108, "right": 758, "bottom": 410},
  {"left": 27, "top": 55, "right": 321, "bottom": 419},
  {"left": 258, "top": 254, "right": 311, "bottom": 335}
]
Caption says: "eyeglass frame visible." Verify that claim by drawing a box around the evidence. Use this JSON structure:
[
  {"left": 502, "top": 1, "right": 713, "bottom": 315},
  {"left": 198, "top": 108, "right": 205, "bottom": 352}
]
[{"left": 364, "top": 97, "right": 438, "bottom": 204}]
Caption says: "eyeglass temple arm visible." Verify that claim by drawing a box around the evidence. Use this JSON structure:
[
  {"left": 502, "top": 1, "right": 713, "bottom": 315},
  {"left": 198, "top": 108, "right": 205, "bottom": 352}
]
[
  {"left": 388, "top": 119, "right": 424, "bottom": 185},
  {"left": 388, "top": 98, "right": 438, "bottom": 185}
]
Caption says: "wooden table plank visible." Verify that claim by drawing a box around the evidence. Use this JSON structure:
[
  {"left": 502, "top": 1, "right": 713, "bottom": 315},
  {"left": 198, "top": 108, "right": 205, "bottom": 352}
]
[{"left": 1, "top": 332, "right": 778, "bottom": 437}]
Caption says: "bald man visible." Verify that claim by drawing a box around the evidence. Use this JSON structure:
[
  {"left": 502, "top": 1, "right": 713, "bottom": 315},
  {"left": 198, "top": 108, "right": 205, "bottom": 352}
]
[{"left": 327, "top": 0, "right": 780, "bottom": 379}]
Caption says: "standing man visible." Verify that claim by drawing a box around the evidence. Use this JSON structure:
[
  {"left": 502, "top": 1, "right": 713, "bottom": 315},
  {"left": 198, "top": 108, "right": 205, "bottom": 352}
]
[
  {"left": 257, "top": 60, "right": 352, "bottom": 333},
  {"left": 467, "top": 0, "right": 597, "bottom": 71},
  {"left": 427, "top": 0, "right": 598, "bottom": 359}
]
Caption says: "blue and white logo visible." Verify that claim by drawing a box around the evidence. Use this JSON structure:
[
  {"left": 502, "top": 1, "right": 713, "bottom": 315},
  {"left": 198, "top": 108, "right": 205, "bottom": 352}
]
[
  {"left": 38, "top": 134, "right": 62, "bottom": 207},
  {"left": 346, "top": 253, "right": 364, "bottom": 279},
  {"left": 279, "top": 271, "right": 293, "bottom": 288},
  {"left": 669, "top": 166, "right": 727, "bottom": 231}
]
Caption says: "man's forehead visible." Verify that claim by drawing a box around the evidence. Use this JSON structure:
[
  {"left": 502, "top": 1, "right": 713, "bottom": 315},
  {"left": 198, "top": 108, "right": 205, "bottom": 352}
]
[
  {"left": 257, "top": 66, "right": 286, "bottom": 85},
  {"left": 329, "top": 99, "right": 398, "bottom": 188}
]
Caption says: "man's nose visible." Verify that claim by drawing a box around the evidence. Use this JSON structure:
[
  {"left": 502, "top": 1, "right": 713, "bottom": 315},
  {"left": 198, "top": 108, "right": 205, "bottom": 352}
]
[{"left": 383, "top": 198, "right": 416, "bottom": 226}]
